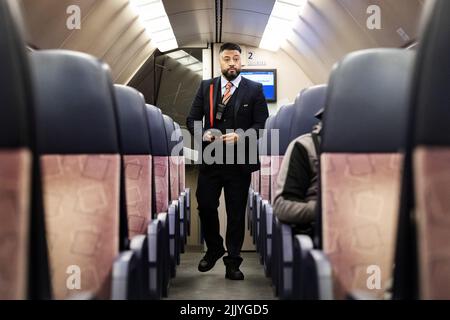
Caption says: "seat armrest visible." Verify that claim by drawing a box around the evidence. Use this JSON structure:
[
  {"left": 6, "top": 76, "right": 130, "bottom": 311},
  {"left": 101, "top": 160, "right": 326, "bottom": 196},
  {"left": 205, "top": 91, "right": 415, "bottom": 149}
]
[
  {"left": 279, "top": 222, "right": 294, "bottom": 300},
  {"left": 171, "top": 200, "right": 181, "bottom": 265},
  {"left": 255, "top": 194, "right": 263, "bottom": 253},
  {"left": 168, "top": 203, "right": 178, "bottom": 277},
  {"left": 184, "top": 188, "right": 191, "bottom": 236},
  {"left": 293, "top": 235, "right": 313, "bottom": 299},
  {"left": 178, "top": 194, "right": 186, "bottom": 252},
  {"left": 263, "top": 202, "right": 273, "bottom": 276},
  {"left": 129, "top": 234, "right": 149, "bottom": 299},
  {"left": 347, "top": 290, "right": 380, "bottom": 300},
  {"left": 111, "top": 251, "right": 139, "bottom": 300},
  {"left": 252, "top": 192, "right": 260, "bottom": 245},
  {"left": 185, "top": 188, "right": 191, "bottom": 208},
  {"left": 130, "top": 234, "right": 147, "bottom": 254},
  {"left": 156, "top": 213, "right": 170, "bottom": 297},
  {"left": 66, "top": 292, "right": 96, "bottom": 300},
  {"left": 147, "top": 219, "right": 163, "bottom": 299},
  {"left": 247, "top": 188, "right": 254, "bottom": 232},
  {"left": 304, "top": 250, "right": 333, "bottom": 300}
]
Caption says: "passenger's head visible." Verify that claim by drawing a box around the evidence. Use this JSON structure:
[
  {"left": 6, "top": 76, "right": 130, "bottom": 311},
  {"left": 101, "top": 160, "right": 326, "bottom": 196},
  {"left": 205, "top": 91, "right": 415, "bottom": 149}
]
[{"left": 219, "top": 42, "right": 242, "bottom": 81}]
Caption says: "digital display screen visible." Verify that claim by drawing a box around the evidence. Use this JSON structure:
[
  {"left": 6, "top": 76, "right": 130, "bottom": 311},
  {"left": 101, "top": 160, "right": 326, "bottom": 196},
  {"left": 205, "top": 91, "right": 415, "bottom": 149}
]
[{"left": 241, "top": 69, "right": 277, "bottom": 102}]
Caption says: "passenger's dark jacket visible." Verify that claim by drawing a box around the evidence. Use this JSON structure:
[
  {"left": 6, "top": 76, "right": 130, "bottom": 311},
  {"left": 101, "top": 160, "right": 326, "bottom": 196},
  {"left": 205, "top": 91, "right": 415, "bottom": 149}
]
[{"left": 273, "top": 124, "right": 321, "bottom": 230}]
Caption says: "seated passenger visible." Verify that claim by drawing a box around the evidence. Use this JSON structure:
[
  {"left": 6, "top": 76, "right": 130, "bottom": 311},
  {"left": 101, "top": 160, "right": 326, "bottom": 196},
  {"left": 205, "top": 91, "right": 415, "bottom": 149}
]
[{"left": 272, "top": 108, "right": 323, "bottom": 235}]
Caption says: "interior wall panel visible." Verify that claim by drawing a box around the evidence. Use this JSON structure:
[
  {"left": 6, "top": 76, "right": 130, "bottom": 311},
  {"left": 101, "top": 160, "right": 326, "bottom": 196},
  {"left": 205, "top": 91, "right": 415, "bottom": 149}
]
[
  {"left": 283, "top": 0, "right": 426, "bottom": 84},
  {"left": 164, "top": 0, "right": 214, "bottom": 47},
  {"left": 115, "top": 43, "right": 155, "bottom": 84},
  {"left": 58, "top": 0, "right": 130, "bottom": 52},
  {"left": 20, "top": 0, "right": 155, "bottom": 85},
  {"left": 20, "top": 0, "right": 97, "bottom": 49},
  {"left": 282, "top": 40, "right": 321, "bottom": 84},
  {"left": 109, "top": 32, "right": 149, "bottom": 74},
  {"left": 337, "top": 0, "right": 423, "bottom": 47}
]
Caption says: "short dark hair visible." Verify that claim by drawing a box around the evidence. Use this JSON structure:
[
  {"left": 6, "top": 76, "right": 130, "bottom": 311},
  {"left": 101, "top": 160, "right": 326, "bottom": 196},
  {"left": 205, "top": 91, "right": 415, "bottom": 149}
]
[{"left": 220, "top": 43, "right": 242, "bottom": 54}]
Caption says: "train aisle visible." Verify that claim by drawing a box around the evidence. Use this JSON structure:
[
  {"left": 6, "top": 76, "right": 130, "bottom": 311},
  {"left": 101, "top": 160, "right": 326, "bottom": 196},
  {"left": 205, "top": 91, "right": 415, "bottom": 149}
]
[{"left": 168, "top": 251, "right": 276, "bottom": 300}]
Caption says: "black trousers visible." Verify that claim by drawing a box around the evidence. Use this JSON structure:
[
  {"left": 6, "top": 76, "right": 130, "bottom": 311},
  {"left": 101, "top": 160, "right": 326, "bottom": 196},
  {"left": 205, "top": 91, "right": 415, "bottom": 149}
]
[{"left": 196, "top": 165, "right": 251, "bottom": 258}]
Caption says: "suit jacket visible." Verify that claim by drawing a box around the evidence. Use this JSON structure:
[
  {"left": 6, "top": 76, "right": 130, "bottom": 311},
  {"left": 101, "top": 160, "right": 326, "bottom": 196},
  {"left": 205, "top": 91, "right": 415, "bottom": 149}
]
[{"left": 187, "top": 76, "right": 269, "bottom": 173}]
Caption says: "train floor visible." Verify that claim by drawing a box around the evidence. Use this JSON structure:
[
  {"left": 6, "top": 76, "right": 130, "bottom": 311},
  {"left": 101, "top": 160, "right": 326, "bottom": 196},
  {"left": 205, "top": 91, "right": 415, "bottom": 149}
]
[{"left": 167, "top": 250, "right": 277, "bottom": 300}]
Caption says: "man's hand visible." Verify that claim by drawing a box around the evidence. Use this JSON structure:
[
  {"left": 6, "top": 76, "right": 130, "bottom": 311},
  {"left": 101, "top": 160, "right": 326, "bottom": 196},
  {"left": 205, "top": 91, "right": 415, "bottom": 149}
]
[
  {"left": 221, "top": 133, "right": 240, "bottom": 144},
  {"left": 203, "top": 131, "right": 214, "bottom": 142}
]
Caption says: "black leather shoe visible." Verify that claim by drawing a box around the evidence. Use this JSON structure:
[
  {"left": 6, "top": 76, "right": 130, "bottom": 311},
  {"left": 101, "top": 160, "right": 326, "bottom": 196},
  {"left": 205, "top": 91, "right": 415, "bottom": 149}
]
[
  {"left": 223, "top": 256, "right": 244, "bottom": 280},
  {"left": 198, "top": 248, "right": 226, "bottom": 272}
]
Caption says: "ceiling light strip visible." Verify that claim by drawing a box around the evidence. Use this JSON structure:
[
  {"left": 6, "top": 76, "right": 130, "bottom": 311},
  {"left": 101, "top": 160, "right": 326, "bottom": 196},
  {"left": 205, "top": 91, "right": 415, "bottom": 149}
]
[
  {"left": 130, "top": 0, "right": 178, "bottom": 52},
  {"left": 259, "top": 0, "right": 307, "bottom": 52}
]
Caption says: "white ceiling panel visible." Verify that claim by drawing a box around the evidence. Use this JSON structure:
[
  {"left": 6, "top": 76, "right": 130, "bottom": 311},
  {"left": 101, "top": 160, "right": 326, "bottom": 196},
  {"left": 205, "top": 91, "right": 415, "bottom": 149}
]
[
  {"left": 221, "top": 32, "right": 261, "bottom": 48},
  {"left": 222, "top": 0, "right": 275, "bottom": 46},
  {"left": 169, "top": 10, "right": 214, "bottom": 47},
  {"left": 162, "top": 0, "right": 276, "bottom": 48},
  {"left": 222, "top": 10, "right": 270, "bottom": 41},
  {"left": 163, "top": 0, "right": 214, "bottom": 47},
  {"left": 225, "top": 0, "right": 275, "bottom": 15}
]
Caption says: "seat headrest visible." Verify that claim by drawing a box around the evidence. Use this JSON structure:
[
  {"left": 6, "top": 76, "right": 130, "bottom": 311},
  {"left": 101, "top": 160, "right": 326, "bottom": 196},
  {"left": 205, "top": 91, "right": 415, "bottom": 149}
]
[
  {"left": 273, "top": 103, "right": 295, "bottom": 155},
  {"left": 163, "top": 115, "right": 177, "bottom": 154},
  {"left": 145, "top": 104, "right": 168, "bottom": 156},
  {"left": 114, "top": 85, "right": 151, "bottom": 155},
  {"left": 31, "top": 50, "right": 119, "bottom": 154},
  {"left": 0, "top": 0, "right": 30, "bottom": 148},
  {"left": 265, "top": 114, "right": 275, "bottom": 131},
  {"left": 322, "top": 49, "right": 415, "bottom": 153},
  {"left": 414, "top": 0, "right": 450, "bottom": 146},
  {"left": 289, "top": 85, "right": 327, "bottom": 142},
  {"left": 259, "top": 115, "right": 275, "bottom": 156}
]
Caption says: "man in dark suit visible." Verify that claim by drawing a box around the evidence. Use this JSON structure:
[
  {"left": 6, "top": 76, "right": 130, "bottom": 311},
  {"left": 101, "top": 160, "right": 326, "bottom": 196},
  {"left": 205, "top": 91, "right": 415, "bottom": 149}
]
[{"left": 187, "top": 43, "right": 269, "bottom": 280}]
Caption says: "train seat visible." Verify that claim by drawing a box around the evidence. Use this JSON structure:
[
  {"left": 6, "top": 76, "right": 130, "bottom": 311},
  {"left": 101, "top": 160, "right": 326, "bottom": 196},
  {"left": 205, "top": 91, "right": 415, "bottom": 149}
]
[
  {"left": 31, "top": 50, "right": 125, "bottom": 299},
  {"left": 162, "top": 115, "right": 181, "bottom": 273},
  {"left": 114, "top": 85, "right": 152, "bottom": 239},
  {"left": 146, "top": 105, "right": 170, "bottom": 216},
  {"left": 0, "top": 0, "right": 50, "bottom": 300},
  {"left": 113, "top": 85, "right": 161, "bottom": 300},
  {"left": 145, "top": 104, "right": 172, "bottom": 296},
  {"left": 393, "top": 0, "right": 450, "bottom": 300},
  {"left": 308, "top": 48, "right": 415, "bottom": 300}
]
